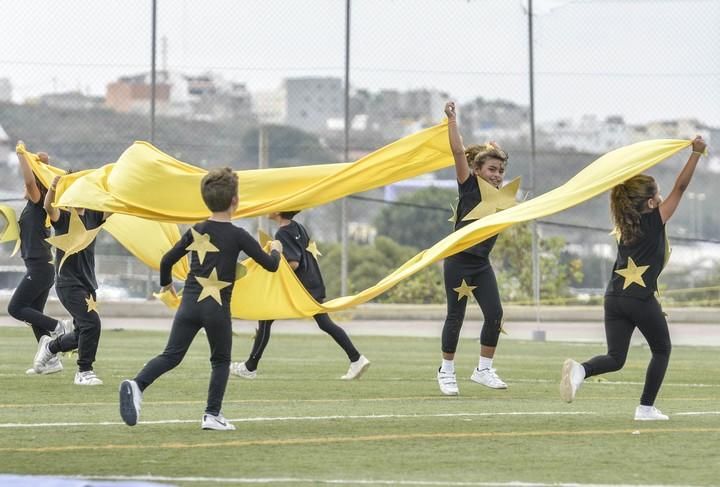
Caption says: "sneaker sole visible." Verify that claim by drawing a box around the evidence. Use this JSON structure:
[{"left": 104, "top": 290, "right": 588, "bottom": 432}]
[
  {"left": 559, "top": 359, "right": 575, "bottom": 403},
  {"left": 342, "top": 361, "right": 371, "bottom": 380},
  {"left": 119, "top": 380, "right": 139, "bottom": 426},
  {"left": 470, "top": 375, "right": 508, "bottom": 389},
  {"left": 634, "top": 416, "right": 669, "bottom": 421}
]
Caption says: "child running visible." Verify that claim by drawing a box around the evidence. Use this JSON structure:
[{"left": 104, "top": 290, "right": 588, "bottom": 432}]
[
  {"left": 230, "top": 211, "right": 370, "bottom": 381},
  {"left": 560, "top": 136, "right": 707, "bottom": 420},
  {"left": 119, "top": 168, "right": 282, "bottom": 430}
]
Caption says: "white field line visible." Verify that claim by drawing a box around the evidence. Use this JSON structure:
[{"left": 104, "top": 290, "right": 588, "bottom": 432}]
[
  {"left": 57, "top": 474, "right": 706, "bottom": 486},
  {"left": 0, "top": 411, "right": 595, "bottom": 429}
]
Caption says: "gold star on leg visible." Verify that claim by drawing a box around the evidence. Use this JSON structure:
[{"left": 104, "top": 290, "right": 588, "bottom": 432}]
[
  {"left": 614, "top": 257, "right": 650, "bottom": 290},
  {"left": 186, "top": 228, "right": 219, "bottom": 264},
  {"left": 462, "top": 177, "right": 521, "bottom": 222},
  {"left": 453, "top": 279, "right": 477, "bottom": 301},
  {"left": 306, "top": 241, "right": 322, "bottom": 259},
  {"left": 196, "top": 268, "right": 232, "bottom": 305},
  {"left": 85, "top": 294, "right": 98, "bottom": 313},
  {"left": 45, "top": 209, "right": 104, "bottom": 269}
]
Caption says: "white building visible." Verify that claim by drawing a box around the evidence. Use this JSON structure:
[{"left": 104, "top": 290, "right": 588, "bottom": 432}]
[{"left": 541, "top": 115, "right": 630, "bottom": 154}]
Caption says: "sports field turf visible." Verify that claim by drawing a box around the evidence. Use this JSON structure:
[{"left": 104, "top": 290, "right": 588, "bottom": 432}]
[{"left": 0, "top": 325, "right": 718, "bottom": 486}]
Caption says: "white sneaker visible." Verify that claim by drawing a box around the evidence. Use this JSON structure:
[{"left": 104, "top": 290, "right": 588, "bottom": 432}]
[
  {"left": 229, "top": 362, "right": 257, "bottom": 379},
  {"left": 33, "top": 335, "right": 55, "bottom": 372},
  {"left": 27, "top": 356, "right": 63, "bottom": 375},
  {"left": 74, "top": 370, "right": 103, "bottom": 386},
  {"left": 341, "top": 355, "right": 371, "bottom": 380},
  {"left": 634, "top": 405, "right": 669, "bottom": 421},
  {"left": 202, "top": 413, "right": 236, "bottom": 431},
  {"left": 560, "top": 358, "right": 585, "bottom": 403},
  {"left": 119, "top": 379, "right": 142, "bottom": 426},
  {"left": 471, "top": 367, "right": 508, "bottom": 389},
  {"left": 437, "top": 369, "right": 459, "bottom": 396},
  {"left": 52, "top": 318, "right": 74, "bottom": 338}
]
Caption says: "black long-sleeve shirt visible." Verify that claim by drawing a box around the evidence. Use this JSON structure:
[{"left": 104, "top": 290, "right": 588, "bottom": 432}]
[{"left": 160, "top": 220, "right": 280, "bottom": 305}]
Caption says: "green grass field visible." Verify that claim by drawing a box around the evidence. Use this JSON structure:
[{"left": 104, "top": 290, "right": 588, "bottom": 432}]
[{"left": 0, "top": 325, "right": 718, "bottom": 486}]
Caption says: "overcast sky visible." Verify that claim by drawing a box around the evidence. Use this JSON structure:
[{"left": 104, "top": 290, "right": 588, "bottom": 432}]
[{"left": 2, "top": 0, "right": 719, "bottom": 125}]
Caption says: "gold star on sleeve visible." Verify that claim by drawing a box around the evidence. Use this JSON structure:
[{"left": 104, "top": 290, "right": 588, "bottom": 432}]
[
  {"left": 85, "top": 294, "right": 98, "bottom": 313},
  {"left": 609, "top": 227, "right": 621, "bottom": 243},
  {"left": 45, "top": 209, "right": 104, "bottom": 269},
  {"left": 453, "top": 279, "right": 477, "bottom": 301},
  {"left": 448, "top": 204, "right": 457, "bottom": 223},
  {"left": 614, "top": 257, "right": 650, "bottom": 290},
  {"left": 195, "top": 268, "right": 233, "bottom": 305},
  {"left": 462, "top": 177, "right": 521, "bottom": 222},
  {"left": 186, "top": 228, "right": 219, "bottom": 264},
  {"left": 306, "top": 241, "right": 322, "bottom": 259}
]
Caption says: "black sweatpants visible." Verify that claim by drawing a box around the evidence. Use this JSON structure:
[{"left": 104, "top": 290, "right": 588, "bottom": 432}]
[
  {"left": 441, "top": 254, "right": 503, "bottom": 354},
  {"left": 48, "top": 286, "right": 100, "bottom": 372},
  {"left": 245, "top": 308, "right": 361, "bottom": 372},
  {"left": 583, "top": 295, "right": 671, "bottom": 406},
  {"left": 134, "top": 296, "right": 232, "bottom": 416},
  {"left": 7, "top": 262, "right": 58, "bottom": 342}
]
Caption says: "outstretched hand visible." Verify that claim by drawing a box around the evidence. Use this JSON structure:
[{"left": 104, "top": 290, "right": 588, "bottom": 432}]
[{"left": 444, "top": 101, "right": 457, "bottom": 120}]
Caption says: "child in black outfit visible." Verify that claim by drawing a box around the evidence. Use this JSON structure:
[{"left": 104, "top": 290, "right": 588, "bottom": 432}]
[
  {"left": 230, "top": 211, "right": 370, "bottom": 381},
  {"left": 34, "top": 174, "right": 110, "bottom": 385},
  {"left": 119, "top": 168, "right": 282, "bottom": 430}
]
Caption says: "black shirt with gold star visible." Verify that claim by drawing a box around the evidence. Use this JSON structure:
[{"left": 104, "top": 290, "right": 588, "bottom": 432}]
[
  {"left": 51, "top": 209, "right": 106, "bottom": 290},
  {"left": 275, "top": 220, "right": 325, "bottom": 300},
  {"left": 605, "top": 208, "right": 667, "bottom": 299},
  {"left": 160, "top": 220, "right": 280, "bottom": 304},
  {"left": 454, "top": 176, "right": 498, "bottom": 261},
  {"left": 19, "top": 198, "right": 52, "bottom": 264}
]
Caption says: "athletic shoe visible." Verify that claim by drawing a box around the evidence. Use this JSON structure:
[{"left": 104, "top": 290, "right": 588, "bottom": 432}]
[
  {"left": 471, "top": 367, "right": 508, "bottom": 389},
  {"left": 74, "top": 370, "right": 103, "bottom": 386},
  {"left": 634, "top": 405, "right": 669, "bottom": 421},
  {"left": 52, "top": 318, "right": 74, "bottom": 338},
  {"left": 26, "top": 356, "right": 63, "bottom": 375},
  {"left": 560, "top": 358, "right": 585, "bottom": 403},
  {"left": 229, "top": 361, "right": 257, "bottom": 379},
  {"left": 119, "top": 379, "right": 142, "bottom": 426},
  {"left": 341, "top": 355, "right": 371, "bottom": 380},
  {"left": 437, "top": 369, "right": 459, "bottom": 396},
  {"left": 33, "top": 335, "right": 54, "bottom": 372},
  {"left": 201, "top": 413, "right": 236, "bottom": 431}
]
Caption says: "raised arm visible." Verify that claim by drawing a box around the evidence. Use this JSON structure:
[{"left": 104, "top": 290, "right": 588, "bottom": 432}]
[
  {"left": 16, "top": 142, "right": 42, "bottom": 203},
  {"left": 659, "top": 136, "right": 707, "bottom": 224},
  {"left": 43, "top": 175, "right": 61, "bottom": 222},
  {"left": 445, "top": 101, "right": 470, "bottom": 184}
]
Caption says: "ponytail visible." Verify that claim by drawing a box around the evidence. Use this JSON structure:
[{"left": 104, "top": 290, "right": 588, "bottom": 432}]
[{"left": 610, "top": 175, "right": 657, "bottom": 245}]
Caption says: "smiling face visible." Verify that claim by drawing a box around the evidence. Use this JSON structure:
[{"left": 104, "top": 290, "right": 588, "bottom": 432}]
[{"left": 473, "top": 156, "right": 506, "bottom": 188}]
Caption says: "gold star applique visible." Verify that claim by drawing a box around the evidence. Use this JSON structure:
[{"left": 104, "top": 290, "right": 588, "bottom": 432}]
[
  {"left": 186, "top": 228, "right": 219, "bottom": 264},
  {"left": 499, "top": 319, "right": 508, "bottom": 335},
  {"left": 614, "top": 257, "right": 650, "bottom": 290},
  {"left": 453, "top": 279, "right": 477, "bottom": 301},
  {"left": 448, "top": 204, "right": 457, "bottom": 223},
  {"left": 306, "top": 241, "right": 322, "bottom": 259},
  {"left": 609, "top": 227, "right": 622, "bottom": 243},
  {"left": 196, "top": 268, "right": 232, "bottom": 305},
  {"left": 46, "top": 208, "right": 104, "bottom": 269},
  {"left": 461, "top": 177, "right": 521, "bottom": 222},
  {"left": 85, "top": 294, "right": 98, "bottom": 313}
]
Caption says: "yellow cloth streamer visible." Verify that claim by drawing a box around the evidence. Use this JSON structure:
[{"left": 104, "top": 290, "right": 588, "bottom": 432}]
[
  {"left": 55, "top": 122, "right": 454, "bottom": 221},
  {"left": 0, "top": 204, "right": 22, "bottom": 257}
]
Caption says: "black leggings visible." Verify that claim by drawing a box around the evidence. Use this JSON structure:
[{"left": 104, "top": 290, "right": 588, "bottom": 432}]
[
  {"left": 441, "top": 254, "right": 503, "bottom": 354},
  {"left": 7, "top": 262, "right": 58, "bottom": 342},
  {"left": 48, "top": 286, "right": 101, "bottom": 372},
  {"left": 244, "top": 313, "right": 361, "bottom": 371},
  {"left": 583, "top": 295, "right": 671, "bottom": 406},
  {"left": 134, "top": 297, "right": 232, "bottom": 416}
]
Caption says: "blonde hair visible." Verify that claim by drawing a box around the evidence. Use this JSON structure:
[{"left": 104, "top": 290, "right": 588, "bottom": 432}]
[
  {"left": 465, "top": 143, "right": 508, "bottom": 171},
  {"left": 610, "top": 174, "right": 657, "bottom": 245}
]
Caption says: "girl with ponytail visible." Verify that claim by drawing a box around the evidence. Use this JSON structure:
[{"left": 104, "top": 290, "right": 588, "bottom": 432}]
[{"left": 561, "top": 136, "right": 708, "bottom": 420}]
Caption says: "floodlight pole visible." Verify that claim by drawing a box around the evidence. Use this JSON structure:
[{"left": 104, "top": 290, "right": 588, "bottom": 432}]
[{"left": 340, "top": 0, "right": 351, "bottom": 296}]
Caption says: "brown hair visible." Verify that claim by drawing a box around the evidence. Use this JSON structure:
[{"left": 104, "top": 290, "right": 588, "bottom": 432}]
[
  {"left": 465, "top": 143, "right": 508, "bottom": 171},
  {"left": 610, "top": 174, "right": 657, "bottom": 245},
  {"left": 279, "top": 211, "right": 300, "bottom": 220},
  {"left": 201, "top": 167, "right": 238, "bottom": 212}
]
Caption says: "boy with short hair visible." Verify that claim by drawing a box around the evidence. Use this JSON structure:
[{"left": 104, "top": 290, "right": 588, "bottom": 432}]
[{"left": 119, "top": 168, "right": 282, "bottom": 430}]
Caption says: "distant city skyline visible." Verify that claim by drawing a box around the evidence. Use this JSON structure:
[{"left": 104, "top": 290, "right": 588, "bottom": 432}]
[{"left": 1, "top": 0, "right": 719, "bottom": 126}]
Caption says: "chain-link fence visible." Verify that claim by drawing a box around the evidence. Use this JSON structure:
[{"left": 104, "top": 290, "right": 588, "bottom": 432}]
[{"left": 1, "top": 0, "right": 719, "bottom": 305}]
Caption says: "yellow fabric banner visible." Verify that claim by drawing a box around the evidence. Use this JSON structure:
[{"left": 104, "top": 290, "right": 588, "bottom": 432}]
[{"left": 0, "top": 204, "right": 22, "bottom": 256}]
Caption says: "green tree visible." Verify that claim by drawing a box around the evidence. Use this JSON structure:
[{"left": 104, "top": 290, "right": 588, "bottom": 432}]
[{"left": 374, "top": 187, "right": 456, "bottom": 249}]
